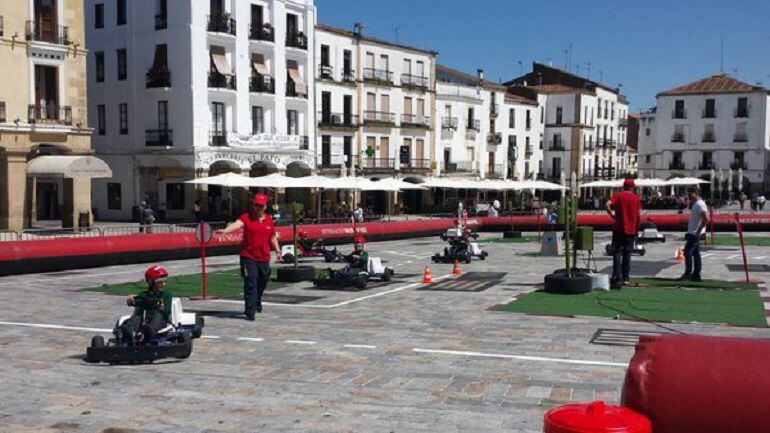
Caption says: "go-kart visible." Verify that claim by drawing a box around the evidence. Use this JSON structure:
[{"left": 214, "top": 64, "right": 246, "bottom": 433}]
[
  {"left": 312, "top": 257, "right": 394, "bottom": 290},
  {"left": 637, "top": 226, "right": 666, "bottom": 243},
  {"left": 281, "top": 241, "right": 343, "bottom": 264},
  {"left": 86, "top": 297, "right": 204, "bottom": 364},
  {"left": 605, "top": 241, "right": 646, "bottom": 257},
  {"left": 433, "top": 230, "right": 488, "bottom": 264}
]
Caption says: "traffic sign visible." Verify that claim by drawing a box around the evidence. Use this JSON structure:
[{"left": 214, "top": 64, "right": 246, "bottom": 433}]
[{"left": 195, "top": 222, "right": 212, "bottom": 244}]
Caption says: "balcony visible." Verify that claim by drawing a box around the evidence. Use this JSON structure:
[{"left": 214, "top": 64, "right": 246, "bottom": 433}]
[
  {"left": 702, "top": 132, "right": 715, "bottom": 142},
  {"left": 286, "top": 32, "right": 308, "bottom": 49},
  {"left": 444, "top": 161, "right": 475, "bottom": 173},
  {"left": 285, "top": 81, "right": 307, "bottom": 98},
  {"left": 466, "top": 119, "right": 481, "bottom": 131},
  {"left": 734, "top": 107, "right": 749, "bottom": 118},
  {"left": 363, "top": 110, "right": 396, "bottom": 126},
  {"left": 548, "top": 141, "right": 565, "bottom": 151},
  {"left": 145, "top": 129, "right": 173, "bottom": 147},
  {"left": 486, "top": 164, "right": 504, "bottom": 179},
  {"left": 249, "top": 24, "right": 274, "bottom": 42},
  {"left": 442, "top": 117, "right": 458, "bottom": 129},
  {"left": 602, "top": 138, "right": 617, "bottom": 148},
  {"left": 28, "top": 104, "right": 72, "bottom": 125},
  {"left": 731, "top": 161, "right": 748, "bottom": 170},
  {"left": 669, "top": 162, "right": 685, "bottom": 170},
  {"left": 401, "top": 74, "right": 428, "bottom": 90},
  {"left": 733, "top": 133, "right": 748, "bottom": 142},
  {"left": 359, "top": 157, "right": 396, "bottom": 172},
  {"left": 490, "top": 103, "right": 499, "bottom": 118},
  {"left": 318, "top": 64, "right": 333, "bottom": 80},
  {"left": 702, "top": 108, "right": 716, "bottom": 118},
  {"left": 209, "top": 131, "right": 228, "bottom": 147},
  {"left": 25, "top": 21, "right": 69, "bottom": 45},
  {"left": 155, "top": 13, "right": 168, "bottom": 30},
  {"left": 250, "top": 75, "right": 275, "bottom": 94},
  {"left": 362, "top": 68, "right": 393, "bottom": 85},
  {"left": 318, "top": 112, "right": 358, "bottom": 129},
  {"left": 487, "top": 132, "right": 502, "bottom": 144},
  {"left": 401, "top": 114, "right": 431, "bottom": 129},
  {"left": 208, "top": 72, "right": 236, "bottom": 90},
  {"left": 672, "top": 109, "right": 687, "bottom": 119},
  {"left": 341, "top": 69, "right": 355, "bottom": 83},
  {"left": 207, "top": 15, "right": 236, "bottom": 35},
  {"left": 619, "top": 117, "right": 628, "bottom": 127},
  {"left": 400, "top": 159, "right": 430, "bottom": 173},
  {"left": 671, "top": 133, "right": 685, "bottom": 143},
  {"left": 146, "top": 69, "right": 171, "bottom": 88}
]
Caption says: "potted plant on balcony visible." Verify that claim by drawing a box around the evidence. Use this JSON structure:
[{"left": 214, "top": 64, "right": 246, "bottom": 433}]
[{"left": 276, "top": 201, "right": 316, "bottom": 282}]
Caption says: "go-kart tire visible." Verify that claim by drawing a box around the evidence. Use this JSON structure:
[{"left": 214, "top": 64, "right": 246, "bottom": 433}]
[
  {"left": 192, "top": 315, "right": 204, "bottom": 339},
  {"left": 503, "top": 230, "right": 522, "bottom": 239},
  {"left": 323, "top": 252, "right": 336, "bottom": 263},
  {"left": 431, "top": 254, "right": 441, "bottom": 263},
  {"left": 276, "top": 265, "right": 316, "bottom": 283},
  {"left": 480, "top": 251, "right": 488, "bottom": 260},
  {"left": 381, "top": 268, "right": 394, "bottom": 282},
  {"left": 176, "top": 333, "right": 193, "bottom": 359},
  {"left": 355, "top": 275, "right": 368, "bottom": 290},
  {"left": 282, "top": 253, "right": 295, "bottom": 263},
  {"left": 543, "top": 272, "right": 593, "bottom": 294},
  {"left": 465, "top": 255, "right": 472, "bottom": 264},
  {"left": 86, "top": 335, "right": 105, "bottom": 363}
]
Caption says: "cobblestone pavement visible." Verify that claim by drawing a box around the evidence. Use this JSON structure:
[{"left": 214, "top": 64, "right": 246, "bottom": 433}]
[{"left": 1, "top": 231, "right": 769, "bottom": 432}]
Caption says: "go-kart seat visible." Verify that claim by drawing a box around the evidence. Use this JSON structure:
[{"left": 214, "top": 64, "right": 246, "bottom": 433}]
[
  {"left": 171, "top": 298, "right": 197, "bottom": 327},
  {"left": 468, "top": 242, "right": 483, "bottom": 255},
  {"left": 368, "top": 257, "right": 385, "bottom": 275}
]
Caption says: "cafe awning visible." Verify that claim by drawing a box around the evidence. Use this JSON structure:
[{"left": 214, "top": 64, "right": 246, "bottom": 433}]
[{"left": 26, "top": 156, "right": 113, "bottom": 179}]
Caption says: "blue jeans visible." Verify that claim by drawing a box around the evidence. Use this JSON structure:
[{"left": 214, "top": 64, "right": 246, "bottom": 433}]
[
  {"left": 683, "top": 234, "right": 701, "bottom": 278},
  {"left": 240, "top": 257, "right": 270, "bottom": 316},
  {"left": 611, "top": 232, "right": 635, "bottom": 282}
]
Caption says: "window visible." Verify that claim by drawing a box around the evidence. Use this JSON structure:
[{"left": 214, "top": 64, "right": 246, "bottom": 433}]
[
  {"left": 703, "top": 124, "right": 714, "bottom": 142},
  {"left": 540, "top": 106, "right": 544, "bottom": 123},
  {"left": 342, "top": 50, "right": 352, "bottom": 78},
  {"left": 736, "top": 97, "right": 748, "bottom": 117},
  {"left": 155, "top": 0, "right": 168, "bottom": 30},
  {"left": 97, "top": 104, "right": 106, "bottom": 134},
  {"left": 118, "top": 103, "right": 128, "bottom": 134},
  {"left": 508, "top": 108, "right": 515, "bottom": 128},
  {"left": 117, "top": 48, "right": 127, "bottom": 80},
  {"left": 343, "top": 136, "right": 353, "bottom": 167},
  {"left": 701, "top": 151, "right": 713, "bottom": 169},
  {"left": 704, "top": 99, "right": 715, "bottom": 118},
  {"left": 416, "top": 61, "right": 425, "bottom": 78},
  {"left": 645, "top": 155, "right": 651, "bottom": 164},
  {"left": 379, "top": 54, "right": 389, "bottom": 71},
  {"left": 107, "top": 183, "right": 122, "bottom": 210},
  {"left": 95, "top": 51, "right": 105, "bottom": 82},
  {"left": 674, "top": 100, "right": 685, "bottom": 118},
  {"left": 251, "top": 106, "right": 264, "bottom": 134},
  {"left": 645, "top": 128, "right": 650, "bottom": 136},
  {"left": 211, "top": 102, "right": 225, "bottom": 133},
  {"left": 166, "top": 183, "right": 185, "bottom": 210},
  {"left": 320, "top": 44, "right": 330, "bottom": 67},
  {"left": 321, "top": 135, "right": 331, "bottom": 166},
  {"left": 94, "top": 3, "right": 104, "bottom": 28},
  {"left": 287, "top": 109, "right": 298, "bottom": 135},
  {"left": 555, "top": 107, "right": 563, "bottom": 124},
  {"left": 525, "top": 110, "right": 531, "bottom": 129},
  {"left": 117, "top": 0, "right": 127, "bottom": 25},
  {"left": 158, "top": 101, "right": 168, "bottom": 130}
]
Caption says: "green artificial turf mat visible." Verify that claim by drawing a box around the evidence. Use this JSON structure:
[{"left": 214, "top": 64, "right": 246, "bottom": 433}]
[
  {"left": 676, "top": 235, "right": 770, "bottom": 247},
  {"left": 85, "top": 267, "right": 325, "bottom": 298},
  {"left": 497, "top": 286, "right": 766, "bottom": 327},
  {"left": 478, "top": 236, "right": 540, "bottom": 243},
  {"left": 629, "top": 277, "right": 758, "bottom": 290}
]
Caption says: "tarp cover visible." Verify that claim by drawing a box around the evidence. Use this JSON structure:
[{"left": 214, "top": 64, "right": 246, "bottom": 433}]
[
  {"left": 622, "top": 334, "right": 770, "bottom": 433},
  {"left": 251, "top": 54, "right": 269, "bottom": 75},
  {"left": 287, "top": 60, "right": 307, "bottom": 95}
]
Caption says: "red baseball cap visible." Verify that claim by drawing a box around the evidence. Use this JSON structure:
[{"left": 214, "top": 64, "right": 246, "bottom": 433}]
[
  {"left": 252, "top": 193, "right": 268, "bottom": 205},
  {"left": 624, "top": 178, "right": 636, "bottom": 188}
]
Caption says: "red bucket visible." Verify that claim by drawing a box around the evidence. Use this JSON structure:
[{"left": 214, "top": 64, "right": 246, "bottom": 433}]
[{"left": 544, "top": 401, "right": 651, "bottom": 433}]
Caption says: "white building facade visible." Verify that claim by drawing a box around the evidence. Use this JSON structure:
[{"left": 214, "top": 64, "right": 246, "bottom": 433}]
[
  {"left": 86, "top": 0, "right": 316, "bottom": 220},
  {"left": 640, "top": 74, "right": 770, "bottom": 193}
]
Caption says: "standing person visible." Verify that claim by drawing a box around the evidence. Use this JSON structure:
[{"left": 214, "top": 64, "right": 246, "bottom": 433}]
[
  {"left": 681, "top": 187, "right": 710, "bottom": 282},
  {"left": 738, "top": 192, "right": 747, "bottom": 210},
  {"left": 605, "top": 178, "right": 642, "bottom": 288},
  {"left": 193, "top": 199, "right": 201, "bottom": 222},
  {"left": 216, "top": 193, "right": 280, "bottom": 321},
  {"left": 760, "top": 194, "right": 767, "bottom": 211},
  {"left": 140, "top": 201, "right": 156, "bottom": 234}
]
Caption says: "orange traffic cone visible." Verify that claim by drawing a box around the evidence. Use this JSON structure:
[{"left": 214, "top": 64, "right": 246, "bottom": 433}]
[
  {"left": 674, "top": 248, "right": 685, "bottom": 261},
  {"left": 422, "top": 267, "right": 433, "bottom": 283},
  {"left": 452, "top": 260, "right": 462, "bottom": 275}
]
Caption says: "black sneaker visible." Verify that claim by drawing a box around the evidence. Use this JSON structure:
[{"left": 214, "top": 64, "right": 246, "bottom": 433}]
[
  {"left": 256, "top": 305, "right": 263, "bottom": 313},
  {"left": 690, "top": 276, "right": 703, "bottom": 282},
  {"left": 677, "top": 274, "right": 692, "bottom": 281},
  {"left": 245, "top": 313, "right": 255, "bottom": 321}
]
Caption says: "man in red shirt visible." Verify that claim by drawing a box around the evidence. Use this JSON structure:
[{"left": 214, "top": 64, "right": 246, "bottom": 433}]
[
  {"left": 217, "top": 193, "right": 280, "bottom": 320},
  {"left": 605, "top": 178, "right": 642, "bottom": 287}
]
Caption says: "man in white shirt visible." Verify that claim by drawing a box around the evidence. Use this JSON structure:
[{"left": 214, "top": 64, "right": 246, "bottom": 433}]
[{"left": 681, "top": 187, "right": 710, "bottom": 282}]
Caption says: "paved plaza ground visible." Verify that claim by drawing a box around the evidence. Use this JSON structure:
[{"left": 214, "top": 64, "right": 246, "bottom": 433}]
[{"left": 1, "top": 230, "right": 769, "bottom": 432}]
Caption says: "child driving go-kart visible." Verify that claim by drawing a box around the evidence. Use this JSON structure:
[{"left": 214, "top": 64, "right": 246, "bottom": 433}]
[
  {"left": 433, "top": 225, "right": 488, "bottom": 264},
  {"left": 345, "top": 236, "right": 369, "bottom": 270},
  {"left": 313, "top": 236, "right": 393, "bottom": 290},
  {"left": 120, "top": 265, "right": 173, "bottom": 342}
]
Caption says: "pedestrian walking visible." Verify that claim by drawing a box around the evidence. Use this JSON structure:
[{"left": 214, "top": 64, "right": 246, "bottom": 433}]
[
  {"left": 216, "top": 193, "right": 280, "bottom": 321},
  {"left": 738, "top": 192, "right": 747, "bottom": 210},
  {"left": 751, "top": 193, "right": 759, "bottom": 211},
  {"left": 680, "top": 187, "right": 710, "bottom": 282},
  {"left": 760, "top": 194, "right": 767, "bottom": 211},
  {"left": 140, "top": 201, "right": 155, "bottom": 233},
  {"left": 193, "top": 199, "right": 201, "bottom": 222},
  {"left": 605, "top": 178, "right": 642, "bottom": 288}
]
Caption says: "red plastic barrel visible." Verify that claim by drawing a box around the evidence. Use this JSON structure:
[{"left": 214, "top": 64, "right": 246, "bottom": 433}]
[{"left": 544, "top": 401, "right": 651, "bottom": 433}]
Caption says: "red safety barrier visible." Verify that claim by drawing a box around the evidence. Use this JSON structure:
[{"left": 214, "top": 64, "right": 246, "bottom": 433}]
[{"left": 622, "top": 334, "right": 770, "bottom": 433}]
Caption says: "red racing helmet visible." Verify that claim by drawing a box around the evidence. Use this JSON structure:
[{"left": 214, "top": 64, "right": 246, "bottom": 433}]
[
  {"left": 353, "top": 236, "right": 366, "bottom": 244},
  {"left": 145, "top": 265, "right": 169, "bottom": 283}
]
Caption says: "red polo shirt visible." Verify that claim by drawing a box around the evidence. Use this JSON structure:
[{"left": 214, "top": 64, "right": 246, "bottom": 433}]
[
  {"left": 610, "top": 190, "right": 642, "bottom": 235},
  {"left": 238, "top": 212, "right": 276, "bottom": 262}
]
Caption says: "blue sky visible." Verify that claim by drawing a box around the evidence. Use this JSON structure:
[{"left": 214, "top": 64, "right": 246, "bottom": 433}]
[{"left": 316, "top": 0, "right": 770, "bottom": 112}]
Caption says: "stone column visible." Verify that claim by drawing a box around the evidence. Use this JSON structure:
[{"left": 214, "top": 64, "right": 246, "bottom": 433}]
[
  {"left": 2, "top": 155, "right": 28, "bottom": 231},
  {"left": 62, "top": 177, "right": 92, "bottom": 228}
]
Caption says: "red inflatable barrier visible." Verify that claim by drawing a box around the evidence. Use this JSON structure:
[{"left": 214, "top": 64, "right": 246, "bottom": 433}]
[{"left": 621, "top": 334, "right": 770, "bottom": 433}]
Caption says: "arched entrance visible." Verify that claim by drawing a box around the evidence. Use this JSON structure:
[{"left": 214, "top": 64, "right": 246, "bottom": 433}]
[
  {"left": 401, "top": 176, "right": 425, "bottom": 214},
  {"left": 27, "top": 144, "right": 66, "bottom": 221},
  {"left": 249, "top": 161, "right": 278, "bottom": 178}
]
